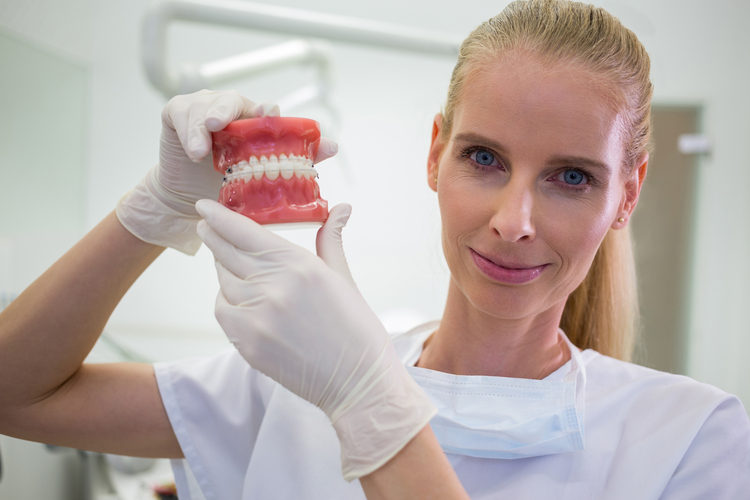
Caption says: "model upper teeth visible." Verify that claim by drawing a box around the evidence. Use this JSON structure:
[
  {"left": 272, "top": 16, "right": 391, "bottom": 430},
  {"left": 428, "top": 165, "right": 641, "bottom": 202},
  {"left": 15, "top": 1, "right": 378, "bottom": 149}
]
[{"left": 222, "top": 154, "right": 317, "bottom": 185}]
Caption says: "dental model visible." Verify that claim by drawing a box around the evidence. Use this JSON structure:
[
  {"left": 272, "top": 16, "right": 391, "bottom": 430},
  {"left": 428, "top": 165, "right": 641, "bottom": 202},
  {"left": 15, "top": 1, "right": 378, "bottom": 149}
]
[{"left": 212, "top": 117, "right": 329, "bottom": 227}]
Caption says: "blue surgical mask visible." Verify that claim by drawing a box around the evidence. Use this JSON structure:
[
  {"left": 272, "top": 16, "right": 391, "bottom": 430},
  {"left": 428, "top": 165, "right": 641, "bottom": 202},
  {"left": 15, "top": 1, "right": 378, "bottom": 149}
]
[{"left": 406, "top": 330, "right": 586, "bottom": 459}]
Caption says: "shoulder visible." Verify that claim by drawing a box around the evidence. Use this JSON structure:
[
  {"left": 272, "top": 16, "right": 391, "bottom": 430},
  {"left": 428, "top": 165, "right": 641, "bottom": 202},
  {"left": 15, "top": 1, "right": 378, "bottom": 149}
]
[
  {"left": 582, "top": 350, "right": 749, "bottom": 475},
  {"left": 582, "top": 351, "right": 750, "bottom": 498},
  {"left": 581, "top": 349, "right": 746, "bottom": 429},
  {"left": 582, "top": 349, "right": 736, "bottom": 413}
]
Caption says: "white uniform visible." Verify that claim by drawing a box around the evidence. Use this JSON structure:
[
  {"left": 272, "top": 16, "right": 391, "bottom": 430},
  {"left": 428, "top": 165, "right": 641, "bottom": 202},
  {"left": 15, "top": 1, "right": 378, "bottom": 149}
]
[{"left": 154, "top": 322, "right": 750, "bottom": 500}]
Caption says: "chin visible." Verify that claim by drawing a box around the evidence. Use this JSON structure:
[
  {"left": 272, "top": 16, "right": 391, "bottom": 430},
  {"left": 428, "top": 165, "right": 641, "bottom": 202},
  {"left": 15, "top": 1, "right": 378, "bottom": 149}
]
[{"left": 460, "top": 279, "right": 552, "bottom": 321}]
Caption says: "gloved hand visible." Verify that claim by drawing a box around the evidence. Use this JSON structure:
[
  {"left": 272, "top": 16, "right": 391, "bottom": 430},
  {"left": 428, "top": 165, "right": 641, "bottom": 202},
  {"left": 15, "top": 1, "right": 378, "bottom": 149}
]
[
  {"left": 116, "top": 90, "right": 338, "bottom": 254},
  {"left": 195, "top": 199, "right": 437, "bottom": 481}
]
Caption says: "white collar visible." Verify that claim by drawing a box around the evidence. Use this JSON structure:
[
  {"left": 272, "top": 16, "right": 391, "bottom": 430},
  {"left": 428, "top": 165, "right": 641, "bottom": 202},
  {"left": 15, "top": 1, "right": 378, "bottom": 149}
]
[{"left": 395, "top": 322, "right": 587, "bottom": 459}]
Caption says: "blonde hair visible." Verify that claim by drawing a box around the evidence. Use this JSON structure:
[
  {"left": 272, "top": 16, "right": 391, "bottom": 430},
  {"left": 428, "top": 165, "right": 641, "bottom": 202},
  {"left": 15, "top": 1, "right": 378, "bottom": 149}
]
[{"left": 441, "top": 0, "right": 652, "bottom": 361}]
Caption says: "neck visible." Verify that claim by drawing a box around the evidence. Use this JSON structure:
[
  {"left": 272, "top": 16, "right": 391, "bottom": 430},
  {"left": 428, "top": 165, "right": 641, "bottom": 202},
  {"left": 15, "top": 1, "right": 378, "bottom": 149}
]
[{"left": 417, "top": 280, "right": 571, "bottom": 379}]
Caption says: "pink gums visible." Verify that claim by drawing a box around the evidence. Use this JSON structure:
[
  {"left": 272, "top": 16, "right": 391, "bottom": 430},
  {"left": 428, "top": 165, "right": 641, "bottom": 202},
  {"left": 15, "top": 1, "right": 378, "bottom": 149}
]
[
  {"left": 219, "top": 176, "right": 328, "bottom": 224},
  {"left": 212, "top": 117, "right": 328, "bottom": 225}
]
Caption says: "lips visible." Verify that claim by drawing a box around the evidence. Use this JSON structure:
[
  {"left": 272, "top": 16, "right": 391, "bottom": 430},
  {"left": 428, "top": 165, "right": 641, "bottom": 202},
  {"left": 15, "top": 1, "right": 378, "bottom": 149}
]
[
  {"left": 211, "top": 117, "right": 328, "bottom": 225},
  {"left": 470, "top": 249, "right": 548, "bottom": 284}
]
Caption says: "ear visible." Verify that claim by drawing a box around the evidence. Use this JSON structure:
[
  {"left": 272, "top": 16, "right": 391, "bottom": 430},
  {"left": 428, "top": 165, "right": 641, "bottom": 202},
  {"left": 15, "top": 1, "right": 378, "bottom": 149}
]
[
  {"left": 427, "top": 113, "right": 446, "bottom": 192},
  {"left": 612, "top": 153, "right": 648, "bottom": 229}
]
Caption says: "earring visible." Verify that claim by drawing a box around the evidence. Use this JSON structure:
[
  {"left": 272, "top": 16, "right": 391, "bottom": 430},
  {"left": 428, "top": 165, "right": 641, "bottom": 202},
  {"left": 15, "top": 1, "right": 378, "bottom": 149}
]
[{"left": 618, "top": 217, "right": 625, "bottom": 223}]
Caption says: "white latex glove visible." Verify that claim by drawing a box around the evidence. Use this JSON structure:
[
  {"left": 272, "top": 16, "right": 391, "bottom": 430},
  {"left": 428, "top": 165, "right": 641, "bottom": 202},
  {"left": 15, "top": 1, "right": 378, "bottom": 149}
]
[
  {"left": 195, "top": 199, "right": 437, "bottom": 481},
  {"left": 116, "top": 89, "right": 338, "bottom": 254}
]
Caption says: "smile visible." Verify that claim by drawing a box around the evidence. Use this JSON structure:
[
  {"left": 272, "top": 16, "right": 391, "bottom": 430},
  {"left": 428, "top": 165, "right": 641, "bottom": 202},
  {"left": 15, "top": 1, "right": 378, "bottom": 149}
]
[{"left": 470, "top": 249, "right": 548, "bottom": 284}]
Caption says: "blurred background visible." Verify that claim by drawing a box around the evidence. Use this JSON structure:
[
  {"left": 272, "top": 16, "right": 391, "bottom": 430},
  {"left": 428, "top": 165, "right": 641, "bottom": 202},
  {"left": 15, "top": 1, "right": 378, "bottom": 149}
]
[{"left": 1, "top": 0, "right": 749, "bottom": 497}]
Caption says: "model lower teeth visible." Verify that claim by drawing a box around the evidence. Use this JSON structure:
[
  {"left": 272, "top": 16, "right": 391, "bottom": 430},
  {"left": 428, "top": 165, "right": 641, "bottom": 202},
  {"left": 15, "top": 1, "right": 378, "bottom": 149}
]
[{"left": 221, "top": 154, "right": 316, "bottom": 185}]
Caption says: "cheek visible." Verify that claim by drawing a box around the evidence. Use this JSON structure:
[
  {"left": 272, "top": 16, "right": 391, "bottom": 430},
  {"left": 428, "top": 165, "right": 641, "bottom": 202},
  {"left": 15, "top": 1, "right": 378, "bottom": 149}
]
[
  {"left": 437, "top": 177, "right": 485, "bottom": 233},
  {"left": 436, "top": 177, "right": 508, "bottom": 262},
  {"left": 541, "top": 195, "right": 616, "bottom": 282},
  {"left": 437, "top": 190, "right": 465, "bottom": 260},
  {"left": 436, "top": 178, "right": 489, "bottom": 269}
]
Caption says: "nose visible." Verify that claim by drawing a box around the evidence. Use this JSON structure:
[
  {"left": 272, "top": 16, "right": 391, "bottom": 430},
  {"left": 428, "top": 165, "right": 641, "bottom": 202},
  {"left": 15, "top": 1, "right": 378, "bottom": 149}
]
[{"left": 489, "top": 178, "right": 536, "bottom": 242}]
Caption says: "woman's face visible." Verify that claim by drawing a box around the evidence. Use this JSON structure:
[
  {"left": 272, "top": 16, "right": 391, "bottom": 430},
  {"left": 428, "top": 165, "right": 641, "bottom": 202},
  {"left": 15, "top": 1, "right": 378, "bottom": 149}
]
[{"left": 428, "top": 55, "right": 646, "bottom": 321}]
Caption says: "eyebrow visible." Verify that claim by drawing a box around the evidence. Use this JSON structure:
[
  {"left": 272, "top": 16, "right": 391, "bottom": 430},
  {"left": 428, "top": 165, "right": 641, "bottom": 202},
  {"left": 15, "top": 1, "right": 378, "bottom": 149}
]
[
  {"left": 452, "top": 132, "right": 613, "bottom": 173},
  {"left": 548, "top": 155, "right": 612, "bottom": 173},
  {"left": 453, "top": 132, "right": 509, "bottom": 155}
]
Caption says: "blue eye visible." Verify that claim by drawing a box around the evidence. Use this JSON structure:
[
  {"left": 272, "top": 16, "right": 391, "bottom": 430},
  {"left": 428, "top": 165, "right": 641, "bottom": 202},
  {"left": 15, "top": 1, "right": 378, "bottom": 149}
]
[
  {"left": 563, "top": 170, "right": 586, "bottom": 185},
  {"left": 473, "top": 150, "right": 495, "bottom": 166}
]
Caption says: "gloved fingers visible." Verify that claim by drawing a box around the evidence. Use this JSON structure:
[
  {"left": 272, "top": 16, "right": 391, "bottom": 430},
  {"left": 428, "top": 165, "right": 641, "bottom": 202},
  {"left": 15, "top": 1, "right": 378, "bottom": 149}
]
[
  {"left": 214, "top": 289, "right": 285, "bottom": 378},
  {"left": 197, "top": 219, "right": 253, "bottom": 279},
  {"left": 250, "top": 101, "right": 281, "bottom": 118},
  {"left": 204, "top": 91, "right": 264, "bottom": 132},
  {"left": 315, "top": 137, "right": 339, "bottom": 164},
  {"left": 214, "top": 289, "right": 266, "bottom": 359},
  {"left": 162, "top": 90, "right": 220, "bottom": 162},
  {"left": 214, "top": 263, "right": 295, "bottom": 375},
  {"left": 196, "top": 199, "right": 299, "bottom": 255},
  {"left": 316, "top": 203, "right": 356, "bottom": 287},
  {"left": 164, "top": 90, "right": 259, "bottom": 162},
  {"left": 189, "top": 91, "right": 257, "bottom": 161},
  {"left": 214, "top": 259, "right": 267, "bottom": 307},
  {"left": 197, "top": 215, "right": 294, "bottom": 282}
]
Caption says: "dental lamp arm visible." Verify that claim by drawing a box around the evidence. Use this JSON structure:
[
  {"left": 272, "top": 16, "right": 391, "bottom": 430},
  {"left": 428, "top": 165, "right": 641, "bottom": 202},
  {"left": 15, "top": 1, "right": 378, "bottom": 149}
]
[{"left": 142, "top": 0, "right": 460, "bottom": 99}]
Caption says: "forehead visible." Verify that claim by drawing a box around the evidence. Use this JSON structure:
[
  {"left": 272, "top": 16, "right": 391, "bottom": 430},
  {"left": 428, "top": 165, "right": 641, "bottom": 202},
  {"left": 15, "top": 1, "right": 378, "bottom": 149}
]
[{"left": 453, "top": 55, "right": 625, "bottom": 165}]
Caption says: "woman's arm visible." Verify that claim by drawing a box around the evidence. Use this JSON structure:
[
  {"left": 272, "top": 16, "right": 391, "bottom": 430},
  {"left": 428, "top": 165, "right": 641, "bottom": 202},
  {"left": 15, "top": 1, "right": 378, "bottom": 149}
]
[
  {"left": 360, "top": 426, "right": 470, "bottom": 500},
  {"left": 0, "top": 211, "right": 182, "bottom": 458},
  {"left": 0, "top": 91, "right": 284, "bottom": 458}
]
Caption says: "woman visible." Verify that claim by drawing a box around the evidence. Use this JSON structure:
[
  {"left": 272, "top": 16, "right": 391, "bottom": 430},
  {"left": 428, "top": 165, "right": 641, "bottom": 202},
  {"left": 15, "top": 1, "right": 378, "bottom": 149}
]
[{"left": 0, "top": 1, "right": 748, "bottom": 498}]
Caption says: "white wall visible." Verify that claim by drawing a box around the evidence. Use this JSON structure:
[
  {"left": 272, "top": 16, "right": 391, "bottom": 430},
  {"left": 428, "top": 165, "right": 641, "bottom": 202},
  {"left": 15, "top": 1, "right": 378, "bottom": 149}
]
[
  {"left": 0, "top": 31, "right": 90, "bottom": 299},
  {"left": 2, "top": 0, "right": 749, "bottom": 409},
  {"left": 0, "top": 0, "right": 94, "bottom": 64}
]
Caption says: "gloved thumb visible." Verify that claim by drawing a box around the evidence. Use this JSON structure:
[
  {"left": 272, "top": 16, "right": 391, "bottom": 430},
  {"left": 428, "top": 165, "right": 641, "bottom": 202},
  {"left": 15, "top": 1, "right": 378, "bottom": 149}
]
[
  {"left": 316, "top": 203, "right": 356, "bottom": 288},
  {"left": 315, "top": 138, "right": 339, "bottom": 164}
]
